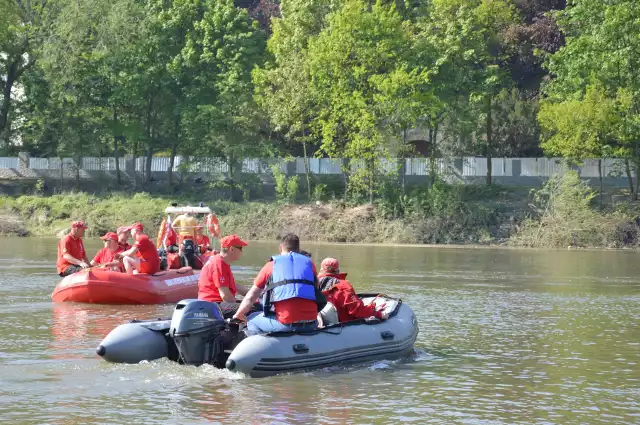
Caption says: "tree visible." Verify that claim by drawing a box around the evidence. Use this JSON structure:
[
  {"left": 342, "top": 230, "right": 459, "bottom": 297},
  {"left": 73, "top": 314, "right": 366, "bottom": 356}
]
[
  {"left": 163, "top": 0, "right": 266, "bottom": 185},
  {"left": 307, "top": 0, "right": 428, "bottom": 201},
  {"left": 418, "top": 0, "right": 521, "bottom": 185},
  {"left": 0, "top": 0, "right": 51, "bottom": 147},
  {"left": 253, "top": 0, "right": 342, "bottom": 200},
  {"left": 542, "top": 0, "right": 640, "bottom": 198},
  {"left": 538, "top": 83, "right": 632, "bottom": 204}
]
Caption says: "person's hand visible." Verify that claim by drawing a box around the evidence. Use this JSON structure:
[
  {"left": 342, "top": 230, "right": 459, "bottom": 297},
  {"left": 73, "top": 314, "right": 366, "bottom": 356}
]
[
  {"left": 79, "top": 261, "right": 90, "bottom": 269},
  {"left": 232, "top": 312, "right": 247, "bottom": 322},
  {"left": 379, "top": 311, "right": 389, "bottom": 320}
]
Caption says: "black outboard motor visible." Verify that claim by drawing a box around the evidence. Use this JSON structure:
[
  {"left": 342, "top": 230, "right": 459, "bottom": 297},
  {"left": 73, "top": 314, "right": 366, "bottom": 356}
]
[
  {"left": 181, "top": 239, "right": 197, "bottom": 268},
  {"left": 169, "top": 299, "right": 228, "bottom": 367}
]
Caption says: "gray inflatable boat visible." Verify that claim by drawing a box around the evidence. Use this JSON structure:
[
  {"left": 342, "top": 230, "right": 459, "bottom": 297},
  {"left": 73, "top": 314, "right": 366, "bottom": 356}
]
[{"left": 96, "top": 295, "right": 418, "bottom": 378}]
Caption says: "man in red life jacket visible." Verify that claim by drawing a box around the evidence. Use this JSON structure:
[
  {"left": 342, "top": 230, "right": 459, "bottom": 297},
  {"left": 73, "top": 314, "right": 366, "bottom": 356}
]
[
  {"left": 117, "top": 222, "right": 160, "bottom": 275},
  {"left": 56, "top": 220, "right": 90, "bottom": 277},
  {"left": 233, "top": 233, "right": 324, "bottom": 335},
  {"left": 318, "top": 257, "right": 388, "bottom": 322},
  {"left": 90, "top": 232, "right": 124, "bottom": 271}
]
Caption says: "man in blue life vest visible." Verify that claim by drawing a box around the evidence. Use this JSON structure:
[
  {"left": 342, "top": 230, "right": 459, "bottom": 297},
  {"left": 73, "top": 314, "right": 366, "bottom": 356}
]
[{"left": 233, "top": 233, "right": 322, "bottom": 335}]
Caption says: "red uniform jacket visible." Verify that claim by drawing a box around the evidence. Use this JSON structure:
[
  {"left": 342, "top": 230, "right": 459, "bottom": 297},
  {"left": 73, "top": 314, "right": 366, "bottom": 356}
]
[{"left": 318, "top": 272, "right": 382, "bottom": 322}]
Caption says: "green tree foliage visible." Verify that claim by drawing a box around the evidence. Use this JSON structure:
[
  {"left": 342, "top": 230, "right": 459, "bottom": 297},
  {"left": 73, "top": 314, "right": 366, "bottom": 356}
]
[
  {"left": 0, "top": 0, "right": 51, "bottom": 147},
  {"left": 306, "top": 0, "right": 430, "bottom": 201},
  {"left": 417, "top": 0, "right": 521, "bottom": 184},
  {"left": 541, "top": 0, "right": 640, "bottom": 198}
]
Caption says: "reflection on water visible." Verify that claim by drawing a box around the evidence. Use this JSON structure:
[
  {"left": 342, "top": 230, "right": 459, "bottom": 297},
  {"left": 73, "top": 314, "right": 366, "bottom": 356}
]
[{"left": 0, "top": 237, "right": 638, "bottom": 424}]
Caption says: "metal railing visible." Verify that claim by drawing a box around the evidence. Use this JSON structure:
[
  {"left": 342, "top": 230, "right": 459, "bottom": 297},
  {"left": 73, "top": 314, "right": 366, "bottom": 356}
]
[{"left": 9, "top": 156, "right": 634, "bottom": 178}]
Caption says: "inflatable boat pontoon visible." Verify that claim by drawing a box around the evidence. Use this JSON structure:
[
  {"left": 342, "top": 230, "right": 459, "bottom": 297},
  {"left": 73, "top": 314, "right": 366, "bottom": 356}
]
[
  {"left": 52, "top": 267, "right": 201, "bottom": 304},
  {"left": 96, "top": 295, "right": 418, "bottom": 378}
]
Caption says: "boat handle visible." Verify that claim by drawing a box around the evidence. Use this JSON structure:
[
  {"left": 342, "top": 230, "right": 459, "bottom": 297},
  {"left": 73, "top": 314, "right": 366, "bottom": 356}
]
[
  {"left": 381, "top": 331, "right": 395, "bottom": 341},
  {"left": 292, "top": 344, "right": 309, "bottom": 354}
]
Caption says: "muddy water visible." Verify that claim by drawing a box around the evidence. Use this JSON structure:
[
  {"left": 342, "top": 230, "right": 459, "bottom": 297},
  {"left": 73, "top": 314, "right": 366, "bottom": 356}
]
[{"left": 0, "top": 237, "right": 638, "bottom": 424}]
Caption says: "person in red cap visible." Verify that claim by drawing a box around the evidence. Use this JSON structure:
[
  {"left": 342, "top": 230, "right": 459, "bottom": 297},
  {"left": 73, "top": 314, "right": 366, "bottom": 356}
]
[
  {"left": 117, "top": 222, "right": 160, "bottom": 275},
  {"left": 90, "top": 232, "right": 124, "bottom": 271},
  {"left": 318, "top": 257, "right": 388, "bottom": 323},
  {"left": 233, "top": 233, "right": 326, "bottom": 335},
  {"left": 194, "top": 225, "right": 211, "bottom": 254},
  {"left": 198, "top": 235, "right": 249, "bottom": 314},
  {"left": 56, "top": 220, "right": 90, "bottom": 277},
  {"left": 116, "top": 226, "right": 132, "bottom": 251}
]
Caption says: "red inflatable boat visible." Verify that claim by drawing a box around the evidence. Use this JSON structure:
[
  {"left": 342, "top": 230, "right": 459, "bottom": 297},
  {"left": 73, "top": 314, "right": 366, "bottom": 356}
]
[{"left": 51, "top": 267, "right": 202, "bottom": 305}]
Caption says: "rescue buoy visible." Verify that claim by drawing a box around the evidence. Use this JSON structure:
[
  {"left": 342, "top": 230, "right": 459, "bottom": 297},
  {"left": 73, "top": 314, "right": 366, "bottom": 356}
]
[
  {"left": 206, "top": 214, "right": 221, "bottom": 238},
  {"left": 156, "top": 218, "right": 167, "bottom": 248}
]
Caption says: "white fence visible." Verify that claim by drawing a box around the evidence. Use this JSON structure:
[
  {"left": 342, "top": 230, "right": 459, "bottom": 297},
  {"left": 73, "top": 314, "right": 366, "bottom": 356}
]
[{"left": 8, "top": 156, "right": 632, "bottom": 178}]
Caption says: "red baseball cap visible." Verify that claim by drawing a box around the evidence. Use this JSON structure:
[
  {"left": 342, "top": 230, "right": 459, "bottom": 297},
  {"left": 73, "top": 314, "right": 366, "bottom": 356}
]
[
  {"left": 130, "top": 222, "right": 144, "bottom": 232},
  {"left": 100, "top": 232, "right": 118, "bottom": 241},
  {"left": 116, "top": 226, "right": 131, "bottom": 234},
  {"left": 220, "top": 234, "right": 248, "bottom": 249},
  {"left": 320, "top": 257, "right": 340, "bottom": 272},
  {"left": 71, "top": 220, "right": 88, "bottom": 229}
]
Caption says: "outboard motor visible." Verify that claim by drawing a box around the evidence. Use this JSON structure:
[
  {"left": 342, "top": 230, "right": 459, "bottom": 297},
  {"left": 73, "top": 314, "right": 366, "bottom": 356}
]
[
  {"left": 181, "top": 239, "right": 197, "bottom": 268},
  {"left": 169, "top": 299, "right": 227, "bottom": 367}
]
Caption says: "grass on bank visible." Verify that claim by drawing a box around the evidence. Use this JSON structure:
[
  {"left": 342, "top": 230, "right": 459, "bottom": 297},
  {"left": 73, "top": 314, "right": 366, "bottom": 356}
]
[
  {"left": 0, "top": 182, "right": 518, "bottom": 244},
  {"left": 2, "top": 172, "right": 637, "bottom": 248},
  {"left": 509, "top": 171, "right": 640, "bottom": 248}
]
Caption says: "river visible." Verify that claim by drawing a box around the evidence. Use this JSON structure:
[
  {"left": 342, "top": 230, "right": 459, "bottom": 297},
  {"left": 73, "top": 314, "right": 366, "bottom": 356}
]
[{"left": 0, "top": 237, "right": 638, "bottom": 424}]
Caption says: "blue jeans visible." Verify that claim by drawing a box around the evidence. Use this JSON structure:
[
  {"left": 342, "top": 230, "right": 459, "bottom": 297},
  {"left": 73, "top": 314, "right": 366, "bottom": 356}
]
[{"left": 246, "top": 312, "right": 318, "bottom": 336}]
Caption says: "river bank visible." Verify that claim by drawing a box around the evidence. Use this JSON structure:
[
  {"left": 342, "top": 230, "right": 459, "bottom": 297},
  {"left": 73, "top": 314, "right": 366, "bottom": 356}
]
[
  {"left": 1, "top": 172, "right": 639, "bottom": 248},
  {"left": 0, "top": 189, "right": 520, "bottom": 245}
]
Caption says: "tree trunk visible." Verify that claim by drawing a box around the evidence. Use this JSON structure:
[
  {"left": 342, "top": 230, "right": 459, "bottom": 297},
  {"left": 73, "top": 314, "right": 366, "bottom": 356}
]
[
  {"left": 598, "top": 158, "right": 603, "bottom": 209},
  {"left": 113, "top": 107, "right": 121, "bottom": 184},
  {"left": 400, "top": 127, "right": 407, "bottom": 193},
  {"left": 343, "top": 158, "right": 349, "bottom": 200},
  {"left": 428, "top": 127, "right": 435, "bottom": 188},
  {"left": 145, "top": 145, "right": 153, "bottom": 184},
  {"left": 486, "top": 94, "right": 493, "bottom": 186},
  {"left": 74, "top": 155, "right": 81, "bottom": 188},
  {"left": 168, "top": 115, "right": 180, "bottom": 188},
  {"left": 634, "top": 158, "right": 640, "bottom": 201},
  {"left": 0, "top": 66, "right": 17, "bottom": 144},
  {"left": 60, "top": 156, "right": 64, "bottom": 191},
  {"left": 132, "top": 138, "right": 139, "bottom": 190},
  {"left": 302, "top": 139, "right": 311, "bottom": 200},
  {"left": 624, "top": 158, "right": 634, "bottom": 200},
  {"left": 143, "top": 93, "right": 153, "bottom": 184},
  {"left": 369, "top": 159, "right": 376, "bottom": 204},
  {"left": 168, "top": 143, "right": 177, "bottom": 187}
]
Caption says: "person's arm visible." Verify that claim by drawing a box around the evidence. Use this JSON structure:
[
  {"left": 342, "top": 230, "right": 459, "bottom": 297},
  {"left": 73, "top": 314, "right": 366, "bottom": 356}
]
[
  {"left": 90, "top": 250, "right": 102, "bottom": 267},
  {"left": 233, "top": 284, "right": 263, "bottom": 321},
  {"left": 218, "top": 287, "right": 237, "bottom": 303},
  {"left": 233, "top": 262, "right": 270, "bottom": 320},
  {"left": 61, "top": 239, "right": 89, "bottom": 267},
  {"left": 117, "top": 246, "right": 138, "bottom": 258},
  {"left": 63, "top": 253, "right": 89, "bottom": 268},
  {"left": 314, "top": 286, "right": 327, "bottom": 311},
  {"left": 235, "top": 283, "right": 249, "bottom": 297}
]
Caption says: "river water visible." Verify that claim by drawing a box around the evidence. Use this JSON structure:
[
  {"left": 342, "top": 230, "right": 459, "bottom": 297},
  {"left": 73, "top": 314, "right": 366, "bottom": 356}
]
[{"left": 0, "top": 237, "right": 638, "bottom": 424}]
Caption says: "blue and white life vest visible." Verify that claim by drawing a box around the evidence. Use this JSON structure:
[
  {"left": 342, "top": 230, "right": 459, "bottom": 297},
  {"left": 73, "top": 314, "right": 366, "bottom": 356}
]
[{"left": 262, "top": 252, "right": 316, "bottom": 314}]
